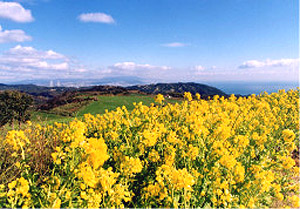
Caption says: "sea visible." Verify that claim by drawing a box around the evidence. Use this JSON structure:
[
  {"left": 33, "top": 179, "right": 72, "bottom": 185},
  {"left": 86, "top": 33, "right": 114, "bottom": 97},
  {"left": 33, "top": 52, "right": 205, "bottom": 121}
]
[{"left": 204, "top": 81, "right": 299, "bottom": 96}]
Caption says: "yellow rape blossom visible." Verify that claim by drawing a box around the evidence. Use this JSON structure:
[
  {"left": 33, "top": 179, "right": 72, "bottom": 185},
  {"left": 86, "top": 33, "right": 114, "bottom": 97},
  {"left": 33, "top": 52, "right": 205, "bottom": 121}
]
[
  {"left": 155, "top": 94, "right": 164, "bottom": 104},
  {"left": 184, "top": 92, "right": 193, "bottom": 101},
  {"left": 282, "top": 129, "right": 295, "bottom": 142},
  {"left": 1, "top": 89, "right": 299, "bottom": 208}
]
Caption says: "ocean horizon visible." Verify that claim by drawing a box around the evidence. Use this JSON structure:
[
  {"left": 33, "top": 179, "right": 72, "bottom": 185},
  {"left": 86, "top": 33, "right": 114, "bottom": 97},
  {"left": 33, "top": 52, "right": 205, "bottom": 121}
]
[{"left": 205, "top": 81, "right": 299, "bottom": 96}]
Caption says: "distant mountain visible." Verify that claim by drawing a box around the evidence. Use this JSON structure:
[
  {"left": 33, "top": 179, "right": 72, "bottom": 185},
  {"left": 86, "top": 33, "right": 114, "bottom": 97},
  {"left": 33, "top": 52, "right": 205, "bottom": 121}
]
[
  {"left": 0, "top": 82, "right": 227, "bottom": 96},
  {"left": 8, "top": 76, "right": 145, "bottom": 87},
  {"left": 127, "top": 82, "right": 227, "bottom": 97},
  {"left": 0, "top": 82, "right": 227, "bottom": 105},
  {"left": 0, "top": 83, "right": 72, "bottom": 100}
]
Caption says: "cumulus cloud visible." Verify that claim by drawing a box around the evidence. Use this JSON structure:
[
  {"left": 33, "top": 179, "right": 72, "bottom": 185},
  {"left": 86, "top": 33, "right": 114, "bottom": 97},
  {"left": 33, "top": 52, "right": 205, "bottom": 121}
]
[
  {"left": 74, "top": 68, "right": 87, "bottom": 73},
  {"left": 192, "top": 65, "right": 218, "bottom": 75},
  {"left": 100, "top": 62, "right": 172, "bottom": 79},
  {"left": 112, "top": 62, "right": 170, "bottom": 71},
  {"left": 0, "top": 25, "right": 32, "bottom": 43},
  {"left": 6, "top": 45, "right": 66, "bottom": 60},
  {"left": 0, "top": 45, "right": 92, "bottom": 81},
  {"left": 194, "top": 65, "right": 205, "bottom": 71},
  {"left": 0, "top": 45, "right": 70, "bottom": 73},
  {"left": 0, "top": 1, "right": 34, "bottom": 22},
  {"left": 239, "top": 58, "right": 299, "bottom": 69},
  {"left": 162, "top": 42, "right": 188, "bottom": 48},
  {"left": 78, "top": 12, "right": 115, "bottom": 24}
]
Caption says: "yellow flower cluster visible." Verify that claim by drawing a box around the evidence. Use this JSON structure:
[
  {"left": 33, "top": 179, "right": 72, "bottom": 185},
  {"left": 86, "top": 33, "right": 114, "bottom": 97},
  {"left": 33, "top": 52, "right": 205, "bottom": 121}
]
[
  {"left": 0, "top": 89, "right": 299, "bottom": 208},
  {"left": 5, "top": 130, "right": 29, "bottom": 151},
  {"left": 3, "top": 177, "right": 31, "bottom": 208},
  {"left": 155, "top": 94, "right": 164, "bottom": 104}
]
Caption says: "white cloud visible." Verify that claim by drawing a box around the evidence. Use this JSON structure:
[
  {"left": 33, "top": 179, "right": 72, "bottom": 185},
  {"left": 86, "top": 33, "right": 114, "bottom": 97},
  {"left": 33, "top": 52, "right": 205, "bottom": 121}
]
[
  {"left": 78, "top": 12, "right": 115, "bottom": 24},
  {"left": 162, "top": 42, "right": 188, "bottom": 48},
  {"left": 100, "top": 62, "right": 172, "bottom": 79},
  {"left": 52, "top": 62, "right": 69, "bottom": 70},
  {"left": 0, "top": 45, "right": 92, "bottom": 81},
  {"left": 6, "top": 45, "right": 66, "bottom": 60},
  {"left": 194, "top": 65, "right": 205, "bottom": 71},
  {"left": 0, "top": 25, "right": 32, "bottom": 43},
  {"left": 193, "top": 65, "right": 219, "bottom": 76},
  {"left": 112, "top": 62, "right": 170, "bottom": 71},
  {"left": 74, "top": 68, "right": 87, "bottom": 72},
  {"left": 26, "top": 61, "right": 69, "bottom": 70},
  {"left": 0, "top": 1, "right": 34, "bottom": 22},
  {"left": 0, "top": 45, "right": 70, "bottom": 72},
  {"left": 239, "top": 58, "right": 299, "bottom": 69}
]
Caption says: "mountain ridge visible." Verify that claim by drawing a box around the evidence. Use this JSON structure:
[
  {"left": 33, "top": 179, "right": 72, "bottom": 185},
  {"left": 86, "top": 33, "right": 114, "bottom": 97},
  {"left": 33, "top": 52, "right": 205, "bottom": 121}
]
[
  {"left": 0, "top": 82, "right": 227, "bottom": 99},
  {"left": 127, "top": 82, "right": 227, "bottom": 97}
]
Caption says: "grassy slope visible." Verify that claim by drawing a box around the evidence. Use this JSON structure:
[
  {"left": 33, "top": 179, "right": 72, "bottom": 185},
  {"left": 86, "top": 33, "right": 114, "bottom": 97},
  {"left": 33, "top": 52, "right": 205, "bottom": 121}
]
[
  {"left": 2, "top": 94, "right": 162, "bottom": 134},
  {"left": 31, "top": 112, "right": 73, "bottom": 124},
  {"left": 30, "top": 94, "right": 179, "bottom": 124},
  {"left": 77, "top": 95, "right": 154, "bottom": 116},
  {"left": 77, "top": 94, "right": 178, "bottom": 117}
]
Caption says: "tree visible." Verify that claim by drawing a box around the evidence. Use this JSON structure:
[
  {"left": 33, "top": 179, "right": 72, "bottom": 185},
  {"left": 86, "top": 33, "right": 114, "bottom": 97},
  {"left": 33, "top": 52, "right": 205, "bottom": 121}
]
[{"left": 0, "top": 90, "right": 33, "bottom": 128}]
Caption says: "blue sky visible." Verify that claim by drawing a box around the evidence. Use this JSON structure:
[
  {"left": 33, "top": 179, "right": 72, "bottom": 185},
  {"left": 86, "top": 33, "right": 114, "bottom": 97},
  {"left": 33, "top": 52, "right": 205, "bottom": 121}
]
[{"left": 0, "top": 0, "right": 298, "bottom": 84}]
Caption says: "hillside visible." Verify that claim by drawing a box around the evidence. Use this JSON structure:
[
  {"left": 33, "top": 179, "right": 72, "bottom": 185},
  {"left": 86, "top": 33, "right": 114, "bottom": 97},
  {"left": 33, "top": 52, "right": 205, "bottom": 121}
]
[
  {"left": 0, "top": 82, "right": 227, "bottom": 98},
  {"left": 127, "top": 82, "right": 227, "bottom": 97},
  {"left": 1, "top": 82, "right": 227, "bottom": 117},
  {"left": 79, "top": 85, "right": 131, "bottom": 95},
  {"left": 0, "top": 83, "right": 72, "bottom": 102}
]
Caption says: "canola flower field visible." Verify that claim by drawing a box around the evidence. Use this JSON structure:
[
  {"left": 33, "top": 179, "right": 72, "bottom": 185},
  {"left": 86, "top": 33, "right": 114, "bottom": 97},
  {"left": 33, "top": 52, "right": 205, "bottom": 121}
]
[{"left": 0, "top": 89, "right": 299, "bottom": 208}]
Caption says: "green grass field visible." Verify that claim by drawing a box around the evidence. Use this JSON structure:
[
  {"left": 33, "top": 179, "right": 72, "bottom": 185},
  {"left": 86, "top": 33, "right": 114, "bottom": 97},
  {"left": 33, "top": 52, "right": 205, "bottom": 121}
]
[
  {"left": 78, "top": 94, "right": 168, "bottom": 116},
  {"left": 31, "top": 111, "right": 73, "bottom": 124},
  {"left": 0, "top": 94, "right": 180, "bottom": 134},
  {"left": 34, "top": 94, "right": 179, "bottom": 123}
]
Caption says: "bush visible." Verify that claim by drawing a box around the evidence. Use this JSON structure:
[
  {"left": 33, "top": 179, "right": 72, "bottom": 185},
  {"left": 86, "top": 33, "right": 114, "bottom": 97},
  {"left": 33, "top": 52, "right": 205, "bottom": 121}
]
[{"left": 0, "top": 90, "right": 33, "bottom": 128}]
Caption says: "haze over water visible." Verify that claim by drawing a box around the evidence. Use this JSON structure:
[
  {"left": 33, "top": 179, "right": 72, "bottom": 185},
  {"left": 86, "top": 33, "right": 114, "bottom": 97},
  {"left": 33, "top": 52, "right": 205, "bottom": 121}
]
[{"left": 206, "top": 81, "right": 298, "bottom": 95}]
